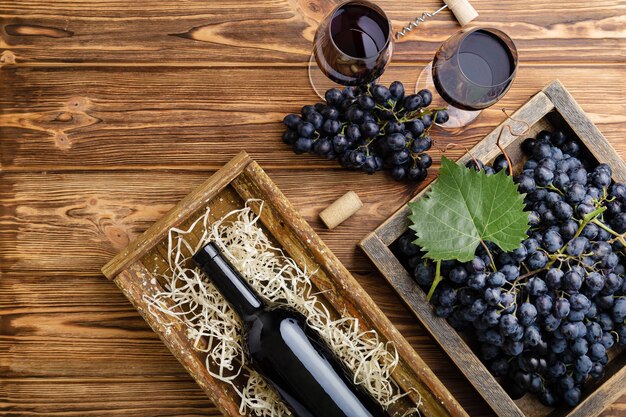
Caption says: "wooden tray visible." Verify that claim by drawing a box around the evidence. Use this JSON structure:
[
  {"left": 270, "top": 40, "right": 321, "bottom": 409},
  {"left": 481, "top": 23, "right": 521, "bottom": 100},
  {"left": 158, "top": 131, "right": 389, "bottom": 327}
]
[
  {"left": 360, "top": 80, "right": 626, "bottom": 417},
  {"left": 101, "top": 151, "right": 466, "bottom": 417}
]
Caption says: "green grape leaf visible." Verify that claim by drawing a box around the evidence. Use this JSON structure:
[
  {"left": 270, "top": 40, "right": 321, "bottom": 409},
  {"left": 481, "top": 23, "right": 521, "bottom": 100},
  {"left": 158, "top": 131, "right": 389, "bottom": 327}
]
[{"left": 408, "top": 156, "right": 529, "bottom": 262}]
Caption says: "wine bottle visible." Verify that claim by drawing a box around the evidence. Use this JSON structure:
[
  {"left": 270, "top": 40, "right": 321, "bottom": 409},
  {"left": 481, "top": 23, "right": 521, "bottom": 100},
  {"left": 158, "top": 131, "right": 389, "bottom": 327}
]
[{"left": 193, "top": 243, "right": 388, "bottom": 417}]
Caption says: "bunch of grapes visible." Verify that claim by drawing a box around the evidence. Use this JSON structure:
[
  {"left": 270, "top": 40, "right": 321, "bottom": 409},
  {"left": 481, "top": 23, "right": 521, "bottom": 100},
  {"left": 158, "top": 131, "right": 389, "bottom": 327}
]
[
  {"left": 395, "top": 130, "right": 626, "bottom": 407},
  {"left": 282, "top": 81, "right": 449, "bottom": 182}
]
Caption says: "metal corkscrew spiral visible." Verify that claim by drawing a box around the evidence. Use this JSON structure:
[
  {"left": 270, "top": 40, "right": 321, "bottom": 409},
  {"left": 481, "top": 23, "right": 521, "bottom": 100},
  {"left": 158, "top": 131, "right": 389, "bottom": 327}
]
[
  {"left": 396, "top": 4, "right": 448, "bottom": 38},
  {"left": 396, "top": 0, "right": 479, "bottom": 38}
]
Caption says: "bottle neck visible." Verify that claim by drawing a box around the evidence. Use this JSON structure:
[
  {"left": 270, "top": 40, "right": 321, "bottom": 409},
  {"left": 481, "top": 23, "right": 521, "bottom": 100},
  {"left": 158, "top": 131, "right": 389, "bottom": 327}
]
[{"left": 193, "top": 243, "right": 264, "bottom": 320}]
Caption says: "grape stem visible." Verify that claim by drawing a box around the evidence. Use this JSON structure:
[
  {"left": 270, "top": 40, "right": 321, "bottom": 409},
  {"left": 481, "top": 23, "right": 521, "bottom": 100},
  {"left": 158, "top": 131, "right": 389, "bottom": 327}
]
[
  {"left": 591, "top": 218, "right": 626, "bottom": 247},
  {"left": 480, "top": 239, "right": 497, "bottom": 272},
  {"left": 426, "top": 259, "right": 442, "bottom": 302}
]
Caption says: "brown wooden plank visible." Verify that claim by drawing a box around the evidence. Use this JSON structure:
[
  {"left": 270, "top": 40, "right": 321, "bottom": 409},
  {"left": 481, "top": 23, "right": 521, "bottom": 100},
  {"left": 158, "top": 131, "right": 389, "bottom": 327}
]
[
  {"left": 1, "top": 378, "right": 218, "bottom": 416},
  {"left": 1, "top": 65, "right": 625, "bottom": 170},
  {"left": 2, "top": 0, "right": 625, "bottom": 65},
  {"left": 0, "top": 169, "right": 430, "bottom": 275}
]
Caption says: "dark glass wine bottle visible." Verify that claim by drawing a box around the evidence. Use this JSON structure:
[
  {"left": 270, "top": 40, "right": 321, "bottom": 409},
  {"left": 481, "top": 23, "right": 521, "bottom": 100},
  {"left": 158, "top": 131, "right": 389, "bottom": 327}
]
[{"left": 193, "top": 243, "right": 388, "bottom": 417}]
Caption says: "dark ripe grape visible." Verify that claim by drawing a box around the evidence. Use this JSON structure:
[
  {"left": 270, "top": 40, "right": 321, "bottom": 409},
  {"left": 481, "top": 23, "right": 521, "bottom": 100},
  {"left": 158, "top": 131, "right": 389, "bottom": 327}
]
[
  {"left": 570, "top": 293, "right": 591, "bottom": 312},
  {"left": 611, "top": 212, "right": 626, "bottom": 233},
  {"left": 487, "top": 271, "right": 506, "bottom": 287},
  {"left": 297, "top": 122, "right": 315, "bottom": 138},
  {"left": 569, "top": 167, "right": 588, "bottom": 185},
  {"left": 613, "top": 298, "right": 626, "bottom": 322},
  {"left": 346, "top": 124, "right": 361, "bottom": 142},
  {"left": 527, "top": 251, "right": 548, "bottom": 269},
  {"left": 527, "top": 277, "right": 548, "bottom": 296},
  {"left": 528, "top": 211, "right": 541, "bottom": 227},
  {"left": 606, "top": 199, "right": 622, "bottom": 216},
  {"left": 553, "top": 171, "right": 570, "bottom": 190},
  {"left": 434, "top": 110, "right": 449, "bottom": 124},
  {"left": 470, "top": 298, "right": 487, "bottom": 315},
  {"left": 322, "top": 119, "right": 341, "bottom": 135},
  {"left": 545, "top": 268, "right": 564, "bottom": 289},
  {"left": 362, "top": 112, "right": 376, "bottom": 123},
  {"left": 402, "top": 94, "right": 423, "bottom": 112},
  {"left": 618, "top": 324, "right": 626, "bottom": 346},
  {"left": 490, "top": 357, "right": 510, "bottom": 376},
  {"left": 293, "top": 137, "right": 313, "bottom": 154},
  {"left": 435, "top": 305, "right": 453, "bottom": 317},
  {"left": 521, "top": 138, "right": 536, "bottom": 155},
  {"left": 331, "top": 135, "right": 349, "bottom": 153},
  {"left": 360, "top": 121, "right": 379, "bottom": 138},
  {"left": 438, "top": 287, "right": 457, "bottom": 307},
  {"left": 565, "top": 236, "right": 588, "bottom": 256},
  {"left": 408, "top": 166, "right": 427, "bottom": 181},
  {"left": 549, "top": 130, "right": 567, "bottom": 146},
  {"left": 500, "top": 314, "right": 520, "bottom": 336},
  {"left": 350, "top": 150, "right": 366, "bottom": 167},
  {"left": 569, "top": 309, "right": 585, "bottom": 322},
  {"left": 591, "top": 170, "right": 611, "bottom": 188},
  {"left": 390, "top": 165, "right": 406, "bottom": 181},
  {"left": 391, "top": 149, "right": 410, "bottom": 166},
  {"left": 324, "top": 88, "right": 344, "bottom": 106},
  {"left": 484, "top": 165, "right": 496, "bottom": 176},
  {"left": 321, "top": 106, "right": 340, "bottom": 120},
  {"left": 468, "top": 273, "right": 487, "bottom": 290},
  {"left": 313, "top": 138, "right": 332, "bottom": 155},
  {"left": 565, "top": 183, "right": 586, "bottom": 203},
  {"left": 449, "top": 266, "right": 468, "bottom": 284},
  {"left": 386, "top": 133, "right": 406, "bottom": 151},
  {"left": 417, "top": 153, "right": 432, "bottom": 169},
  {"left": 609, "top": 183, "right": 626, "bottom": 200},
  {"left": 345, "top": 105, "right": 364, "bottom": 123},
  {"left": 536, "top": 295, "right": 554, "bottom": 316},
  {"left": 421, "top": 114, "right": 433, "bottom": 128},
  {"left": 304, "top": 111, "right": 324, "bottom": 129},
  {"left": 564, "top": 387, "right": 582, "bottom": 407},
  {"left": 588, "top": 343, "right": 606, "bottom": 362},
  {"left": 378, "top": 108, "right": 395, "bottom": 120},
  {"left": 600, "top": 332, "right": 615, "bottom": 349},
  {"left": 371, "top": 84, "right": 391, "bottom": 103},
  {"left": 389, "top": 81, "right": 405, "bottom": 101},
  {"left": 283, "top": 113, "right": 302, "bottom": 130},
  {"left": 356, "top": 94, "right": 375, "bottom": 110},
  {"left": 301, "top": 104, "right": 317, "bottom": 116},
  {"left": 517, "top": 174, "right": 536, "bottom": 193},
  {"left": 418, "top": 89, "right": 433, "bottom": 107},
  {"left": 283, "top": 129, "right": 298, "bottom": 145},
  {"left": 562, "top": 140, "right": 581, "bottom": 156},
  {"left": 533, "top": 142, "right": 552, "bottom": 160},
  {"left": 524, "top": 325, "right": 542, "bottom": 346},
  {"left": 561, "top": 322, "right": 580, "bottom": 340},
  {"left": 560, "top": 220, "right": 578, "bottom": 240},
  {"left": 542, "top": 230, "right": 563, "bottom": 252},
  {"left": 362, "top": 155, "right": 378, "bottom": 174},
  {"left": 493, "top": 154, "right": 510, "bottom": 174},
  {"left": 603, "top": 273, "right": 623, "bottom": 293},
  {"left": 535, "top": 130, "right": 552, "bottom": 143},
  {"left": 398, "top": 234, "right": 419, "bottom": 257},
  {"left": 406, "top": 119, "right": 425, "bottom": 136},
  {"left": 554, "top": 297, "right": 570, "bottom": 318},
  {"left": 500, "top": 265, "right": 519, "bottom": 281},
  {"left": 413, "top": 262, "right": 435, "bottom": 286},
  {"left": 385, "top": 121, "right": 405, "bottom": 134},
  {"left": 524, "top": 159, "right": 539, "bottom": 170},
  {"left": 563, "top": 270, "right": 583, "bottom": 292},
  {"left": 553, "top": 200, "right": 574, "bottom": 220},
  {"left": 410, "top": 135, "right": 432, "bottom": 153},
  {"left": 534, "top": 166, "right": 554, "bottom": 186},
  {"left": 512, "top": 244, "right": 528, "bottom": 262},
  {"left": 484, "top": 287, "right": 501, "bottom": 306}
]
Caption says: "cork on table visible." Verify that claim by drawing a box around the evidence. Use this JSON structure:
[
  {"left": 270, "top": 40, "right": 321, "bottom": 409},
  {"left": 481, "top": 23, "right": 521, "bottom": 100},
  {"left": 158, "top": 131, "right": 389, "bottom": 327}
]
[{"left": 1, "top": 1, "right": 625, "bottom": 416}]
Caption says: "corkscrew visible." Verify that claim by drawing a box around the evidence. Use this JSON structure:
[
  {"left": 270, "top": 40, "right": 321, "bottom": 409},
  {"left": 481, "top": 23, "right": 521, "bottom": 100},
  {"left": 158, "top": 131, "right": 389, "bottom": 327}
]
[{"left": 396, "top": 0, "right": 479, "bottom": 38}]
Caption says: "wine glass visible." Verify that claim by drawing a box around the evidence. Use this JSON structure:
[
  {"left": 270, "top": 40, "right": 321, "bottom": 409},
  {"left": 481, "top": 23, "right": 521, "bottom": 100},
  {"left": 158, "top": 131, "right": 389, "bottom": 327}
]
[
  {"left": 309, "top": 1, "right": 393, "bottom": 99},
  {"left": 416, "top": 27, "right": 518, "bottom": 129}
]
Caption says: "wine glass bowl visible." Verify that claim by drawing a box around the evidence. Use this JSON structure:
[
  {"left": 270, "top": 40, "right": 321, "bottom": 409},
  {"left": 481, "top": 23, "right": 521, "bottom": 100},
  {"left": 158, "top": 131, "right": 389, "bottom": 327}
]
[
  {"left": 309, "top": 1, "right": 393, "bottom": 97},
  {"left": 432, "top": 27, "right": 518, "bottom": 111}
]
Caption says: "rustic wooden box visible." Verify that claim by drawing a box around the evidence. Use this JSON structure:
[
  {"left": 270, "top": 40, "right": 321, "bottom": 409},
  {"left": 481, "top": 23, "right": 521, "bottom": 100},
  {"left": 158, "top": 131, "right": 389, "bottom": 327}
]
[
  {"left": 101, "top": 151, "right": 466, "bottom": 417},
  {"left": 359, "top": 80, "right": 626, "bottom": 417}
]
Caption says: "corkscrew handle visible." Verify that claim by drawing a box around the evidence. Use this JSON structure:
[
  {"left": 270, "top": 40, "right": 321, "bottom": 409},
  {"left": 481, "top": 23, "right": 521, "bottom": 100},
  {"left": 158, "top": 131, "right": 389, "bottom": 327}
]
[{"left": 444, "top": 0, "right": 479, "bottom": 27}]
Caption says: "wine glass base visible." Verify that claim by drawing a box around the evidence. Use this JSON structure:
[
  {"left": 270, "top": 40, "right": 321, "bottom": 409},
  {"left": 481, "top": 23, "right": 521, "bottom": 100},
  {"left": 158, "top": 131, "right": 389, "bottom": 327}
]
[{"left": 416, "top": 62, "right": 481, "bottom": 130}]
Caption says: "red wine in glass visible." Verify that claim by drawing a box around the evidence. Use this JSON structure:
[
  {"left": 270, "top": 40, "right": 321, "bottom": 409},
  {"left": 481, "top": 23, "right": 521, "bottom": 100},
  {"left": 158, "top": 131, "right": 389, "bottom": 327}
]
[
  {"left": 312, "top": 1, "right": 393, "bottom": 87},
  {"left": 432, "top": 28, "right": 518, "bottom": 111}
]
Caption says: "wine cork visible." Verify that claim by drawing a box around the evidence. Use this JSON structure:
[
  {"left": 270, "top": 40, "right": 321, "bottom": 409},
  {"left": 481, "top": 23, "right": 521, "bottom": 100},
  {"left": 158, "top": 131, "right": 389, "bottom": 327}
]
[
  {"left": 444, "top": 0, "right": 479, "bottom": 27},
  {"left": 319, "top": 191, "right": 363, "bottom": 230}
]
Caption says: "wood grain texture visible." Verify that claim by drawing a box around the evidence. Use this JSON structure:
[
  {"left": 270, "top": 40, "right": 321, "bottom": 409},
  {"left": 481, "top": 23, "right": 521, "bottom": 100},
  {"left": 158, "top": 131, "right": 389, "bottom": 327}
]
[
  {"left": 2, "top": 0, "right": 626, "bottom": 416},
  {"left": 1, "top": 65, "right": 625, "bottom": 170},
  {"left": 2, "top": 1, "right": 625, "bottom": 64}
]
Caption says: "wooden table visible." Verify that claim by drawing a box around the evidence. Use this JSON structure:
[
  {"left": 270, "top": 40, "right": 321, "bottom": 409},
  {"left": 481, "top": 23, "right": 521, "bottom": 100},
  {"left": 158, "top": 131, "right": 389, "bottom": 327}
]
[{"left": 1, "top": 1, "right": 625, "bottom": 415}]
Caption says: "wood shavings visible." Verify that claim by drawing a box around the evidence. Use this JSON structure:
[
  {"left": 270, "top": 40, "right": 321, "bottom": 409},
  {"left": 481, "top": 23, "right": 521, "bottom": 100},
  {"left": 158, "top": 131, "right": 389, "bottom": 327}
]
[{"left": 144, "top": 199, "right": 420, "bottom": 416}]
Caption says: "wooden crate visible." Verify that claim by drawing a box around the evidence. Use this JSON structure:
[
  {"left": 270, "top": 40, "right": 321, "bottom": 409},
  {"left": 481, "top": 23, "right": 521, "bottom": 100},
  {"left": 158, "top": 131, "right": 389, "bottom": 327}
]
[
  {"left": 359, "top": 80, "right": 626, "bottom": 417},
  {"left": 101, "top": 151, "right": 466, "bottom": 417}
]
